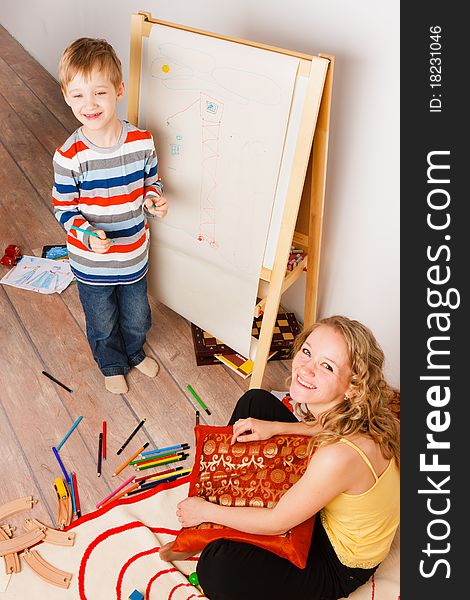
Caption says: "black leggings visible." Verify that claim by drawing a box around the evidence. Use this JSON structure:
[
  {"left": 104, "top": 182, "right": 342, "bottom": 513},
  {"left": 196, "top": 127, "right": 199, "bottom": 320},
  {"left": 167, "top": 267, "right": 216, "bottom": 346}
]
[{"left": 196, "top": 389, "right": 378, "bottom": 600}]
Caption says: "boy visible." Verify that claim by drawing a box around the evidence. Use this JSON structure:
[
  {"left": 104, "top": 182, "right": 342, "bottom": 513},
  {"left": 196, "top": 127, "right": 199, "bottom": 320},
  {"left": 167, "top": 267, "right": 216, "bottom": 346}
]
[{"left": 52, "top": 38, "right": 168, "bottom": 394}]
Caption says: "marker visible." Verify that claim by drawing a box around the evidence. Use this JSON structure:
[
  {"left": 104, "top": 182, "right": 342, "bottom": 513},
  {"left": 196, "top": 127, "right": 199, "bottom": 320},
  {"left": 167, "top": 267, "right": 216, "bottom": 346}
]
[
  {"left": 113, "top": 442, "right": 149, "bottom": 477},
  {"left": 141, "top": 443, "right": 189, "bottom": 457},
  {"left": 117, "top": 419, "right": 146, "bottom": 455},
  {"left": 42, "top": 371, "right": 73, "bottom": 393},
  {"left": 56, "top": 416, "right": 83, "bottom": 451},
  {"left": 70, "top": 225, "right": 115, "bottom": 243},
  {"left": 97, "top": 433, "right": 103, "bottom": 477},
  {"left": 102, "top": 421, "right": 107, "bottom": 460},
  {"left": 96, "top": 475, "right": 135, "bottom": 508},
  {"left": 71, "top": 472, "right": 81, "bottom": 518},
  {"left": 187, "top": 384, "right": 211, "bottom": 415},
  {"left": 51, "top": 447, "right": 70, "bottom": 483}
]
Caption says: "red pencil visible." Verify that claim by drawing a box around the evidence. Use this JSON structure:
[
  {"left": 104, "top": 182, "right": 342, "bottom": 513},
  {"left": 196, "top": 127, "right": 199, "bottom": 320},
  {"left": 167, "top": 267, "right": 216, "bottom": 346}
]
[
  {"left": 71, "top": 472, "right": 81, "bottom": 518},
  {"left": 102, "top": 421, "right": 107, "bottom": 460}
]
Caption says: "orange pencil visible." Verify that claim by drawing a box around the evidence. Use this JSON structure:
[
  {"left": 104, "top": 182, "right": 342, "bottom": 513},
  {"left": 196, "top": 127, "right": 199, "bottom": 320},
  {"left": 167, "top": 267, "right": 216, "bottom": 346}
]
[
  {"left": 112, "top": 442, "right": 149, "bottom": 477},
  {"left": 102, "top": 421, "right": 107, "bottom": 460},
  {"left": 100, "top": 482, "right": 139, "bottom": 507}
]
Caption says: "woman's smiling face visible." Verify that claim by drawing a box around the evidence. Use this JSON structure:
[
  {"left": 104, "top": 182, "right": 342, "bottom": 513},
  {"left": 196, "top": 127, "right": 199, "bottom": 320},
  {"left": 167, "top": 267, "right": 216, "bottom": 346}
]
[{"left": 290, "top": 325, "right": 353, "bottom": 415}]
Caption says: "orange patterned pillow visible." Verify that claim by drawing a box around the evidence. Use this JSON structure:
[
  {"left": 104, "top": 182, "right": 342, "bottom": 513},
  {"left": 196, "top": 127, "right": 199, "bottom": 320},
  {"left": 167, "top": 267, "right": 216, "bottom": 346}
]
[{"left": 172, "top": 425, "right": 315, "bottom": 568}]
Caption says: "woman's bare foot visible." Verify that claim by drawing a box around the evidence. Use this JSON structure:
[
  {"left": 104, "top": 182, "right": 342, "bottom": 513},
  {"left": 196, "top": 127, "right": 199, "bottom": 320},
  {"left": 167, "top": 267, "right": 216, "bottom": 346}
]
[{"left": 159, "top": 540, "right": 197, "bottom": 562}]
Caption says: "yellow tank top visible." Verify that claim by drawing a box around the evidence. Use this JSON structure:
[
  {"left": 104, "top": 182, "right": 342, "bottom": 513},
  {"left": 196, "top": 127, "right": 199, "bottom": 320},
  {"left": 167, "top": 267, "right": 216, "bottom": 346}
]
[{"left": 320, "top": 438, "right": 400, "bottom": 568}]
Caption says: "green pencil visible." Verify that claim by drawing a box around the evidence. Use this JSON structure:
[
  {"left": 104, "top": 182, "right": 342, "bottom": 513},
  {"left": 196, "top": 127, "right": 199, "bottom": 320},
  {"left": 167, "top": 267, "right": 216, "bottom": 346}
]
[{"left": 187, "top": 384, "right": 211, "bottom": 415}]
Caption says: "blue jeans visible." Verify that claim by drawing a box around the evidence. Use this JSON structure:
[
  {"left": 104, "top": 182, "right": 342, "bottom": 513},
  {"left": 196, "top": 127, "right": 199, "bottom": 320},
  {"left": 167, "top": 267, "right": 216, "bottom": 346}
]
[{"left": 77, "top": 277, "right": 151, "bottom": 376}]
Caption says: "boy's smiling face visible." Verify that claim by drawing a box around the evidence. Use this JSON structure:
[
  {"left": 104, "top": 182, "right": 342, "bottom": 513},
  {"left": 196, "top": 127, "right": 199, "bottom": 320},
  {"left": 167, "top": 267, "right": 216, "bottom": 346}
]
[{"left": 63, "top": 67, "right": 124, "bottom": 141}]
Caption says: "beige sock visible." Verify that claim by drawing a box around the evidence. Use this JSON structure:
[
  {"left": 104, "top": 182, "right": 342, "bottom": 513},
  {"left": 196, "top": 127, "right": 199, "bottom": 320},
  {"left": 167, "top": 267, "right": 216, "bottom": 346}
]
[
  {"left": 134, "top": 356, "right": 160, "bottom": 378},
  {"left": 105, "top": 375, "right": 128, "bottom": 394}
]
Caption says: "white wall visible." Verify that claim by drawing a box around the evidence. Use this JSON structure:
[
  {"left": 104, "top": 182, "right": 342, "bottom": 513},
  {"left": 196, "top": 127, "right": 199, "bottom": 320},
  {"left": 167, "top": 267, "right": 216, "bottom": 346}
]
[{"left": 0, "top": 0, "right": 400, "bottom": 389}]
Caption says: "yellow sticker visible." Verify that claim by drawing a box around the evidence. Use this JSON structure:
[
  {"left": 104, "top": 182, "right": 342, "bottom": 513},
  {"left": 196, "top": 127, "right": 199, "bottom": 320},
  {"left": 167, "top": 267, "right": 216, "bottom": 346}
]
[{"left": 162, "top": 64, "right": 170, "bottom": 73}]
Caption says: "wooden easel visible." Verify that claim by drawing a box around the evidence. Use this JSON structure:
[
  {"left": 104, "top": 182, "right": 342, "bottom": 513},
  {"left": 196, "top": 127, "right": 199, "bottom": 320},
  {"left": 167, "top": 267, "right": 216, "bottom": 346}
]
[{"left": 128, "top": 12, "right": 334, "bottom": 389}]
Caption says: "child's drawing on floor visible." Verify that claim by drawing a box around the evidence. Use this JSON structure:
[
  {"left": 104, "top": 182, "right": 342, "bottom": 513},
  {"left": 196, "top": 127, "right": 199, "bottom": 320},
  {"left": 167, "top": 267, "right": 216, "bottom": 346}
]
[{"left": 0, "top": 256, "right": 75, "bottom": 294}]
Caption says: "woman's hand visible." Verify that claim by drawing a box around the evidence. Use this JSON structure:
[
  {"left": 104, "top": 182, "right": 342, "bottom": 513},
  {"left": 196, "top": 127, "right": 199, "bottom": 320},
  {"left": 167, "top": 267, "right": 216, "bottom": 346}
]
[
  {"left": 230, "top": 418, "right": 280, "bottom": 445},
  {"left": 176, "top": 496, "right": 210, "bottom": 528}
]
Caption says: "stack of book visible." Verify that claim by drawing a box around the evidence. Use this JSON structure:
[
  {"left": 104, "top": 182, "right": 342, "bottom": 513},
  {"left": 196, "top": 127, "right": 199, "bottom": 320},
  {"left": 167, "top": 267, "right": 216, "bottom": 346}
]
[{"left": 190, "top": 312, "right": 301, "bottom": 378}]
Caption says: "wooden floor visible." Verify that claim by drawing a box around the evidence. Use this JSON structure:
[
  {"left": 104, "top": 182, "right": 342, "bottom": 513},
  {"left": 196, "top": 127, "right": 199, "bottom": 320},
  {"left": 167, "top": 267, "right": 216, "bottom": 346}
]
[{"left": 0, "top": 26, "right": 291, "bottom": 528}]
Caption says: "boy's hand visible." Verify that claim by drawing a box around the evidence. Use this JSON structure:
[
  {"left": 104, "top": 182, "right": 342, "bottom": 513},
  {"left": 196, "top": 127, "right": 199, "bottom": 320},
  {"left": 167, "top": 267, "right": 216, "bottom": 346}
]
[
  {"left": 144, "top": 196, "right": 168, "bottom": 218},
  {"left": 89, "top": 230, "right": 112, "bottom": 253}
]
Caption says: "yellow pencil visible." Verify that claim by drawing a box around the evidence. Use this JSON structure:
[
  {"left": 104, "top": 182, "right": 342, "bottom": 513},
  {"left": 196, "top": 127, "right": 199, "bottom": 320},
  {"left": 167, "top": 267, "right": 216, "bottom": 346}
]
[{"left": 112, "top": 442, "right": 149, "bottom": 477}]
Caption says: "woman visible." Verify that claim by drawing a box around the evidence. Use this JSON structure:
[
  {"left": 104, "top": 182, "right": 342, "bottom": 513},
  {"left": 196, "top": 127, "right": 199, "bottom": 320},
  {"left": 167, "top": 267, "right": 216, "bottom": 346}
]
[{"left": 161, "top": 315, "right": 400, "bottom": 599}]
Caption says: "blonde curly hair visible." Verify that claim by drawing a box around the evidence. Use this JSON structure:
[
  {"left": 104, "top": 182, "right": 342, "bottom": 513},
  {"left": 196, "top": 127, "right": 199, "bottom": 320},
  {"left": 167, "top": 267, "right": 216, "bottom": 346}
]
[{"left": 293, "top": 315, "right": 400, "bottom": 468}]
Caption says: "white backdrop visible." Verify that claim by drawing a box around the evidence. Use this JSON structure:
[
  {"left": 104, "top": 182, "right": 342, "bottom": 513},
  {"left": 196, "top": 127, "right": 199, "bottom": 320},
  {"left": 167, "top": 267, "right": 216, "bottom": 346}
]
[{"left": 0, "top": 0, "right": 400, "bottom": 388}]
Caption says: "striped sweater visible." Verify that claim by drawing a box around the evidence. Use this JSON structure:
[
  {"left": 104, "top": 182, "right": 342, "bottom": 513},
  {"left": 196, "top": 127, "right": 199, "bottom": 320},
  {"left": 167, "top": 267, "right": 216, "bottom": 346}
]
[{"left": 52, "top": 120, "right": 163, "bottom": 285}]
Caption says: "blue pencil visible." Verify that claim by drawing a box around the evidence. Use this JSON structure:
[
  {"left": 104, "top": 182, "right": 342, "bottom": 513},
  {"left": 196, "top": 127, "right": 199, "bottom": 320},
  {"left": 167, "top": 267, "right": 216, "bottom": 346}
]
[
  {"left": 69, "top": 472, "right": 76, "bottom": 515},
  {"left": 52, "top": 447, "right": 70, "bottom": 483},
  {"left": 56, "top": 416, "right": 83, "bottom": 451},
  {"left": 70, "top": 225, "right": 115, "bottom": 243},
  {"left": 141, "top": 443, "right": 189, "bottom": 457}
]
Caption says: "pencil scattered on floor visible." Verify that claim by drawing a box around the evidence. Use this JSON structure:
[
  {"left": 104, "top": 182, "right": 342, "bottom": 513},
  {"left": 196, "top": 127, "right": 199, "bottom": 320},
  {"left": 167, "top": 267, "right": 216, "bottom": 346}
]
[
  {"left": 42, "top": 370, "right": 73, "bottom": 393},
  {"left": 187, "top": 384, "right": 211, "bottom": 415},
  {"left": 113, "top": 442, "right": 150, "bottom": 477},
  {"left": 117, "top": 418, "right": 146, "bottom": 455},
  {"left": 102, "top": 421, "right": 107, "bottom": 460},
  {"left": 97, "top": 433, "right": 103, "bottom": 477},
  {"left": 56, "top": 416, "right": 83, "bottom": 451}
]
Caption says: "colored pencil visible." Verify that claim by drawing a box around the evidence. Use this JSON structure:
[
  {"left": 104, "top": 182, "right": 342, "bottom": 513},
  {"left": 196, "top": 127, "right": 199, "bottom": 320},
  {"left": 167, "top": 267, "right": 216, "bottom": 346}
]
[
  {"left": 117, "top": 419, "right": 146, "bottom": 455},
  {"left": 97, "top": 433, "right": 103, "bottom": 477},
  {"left": 51, "top": 447, "right": 70, "bottom": 482},
  {"left": 56, "top": 415, "right": 83, "bottom": 451},
  {"left": 71, "top": 472, "right": 81, "bottom": 518},
  {"left": 139, "top": 468, "right": 191, "bottom": 485},
  {"left": 187, "top": 384, "right": 211, "bottom": 415},
  {"left": 42, "top": 371, "right": 73, "bottom": 393},
  {"left": 96, "top": 475, "right": 135, "bottom": 508},
  {"left": 102, "top": 421, "right": 107, "bottom": 460},
  {"left": 127, "top": 471, "right": 189, "bottom": 495},
  {"left": 135, "top": 453, "right": 188, "bottom": 471},
  {"left": 134, "top": 453, "right": 187, "bottom": 468},
  {"left": 69, "top": 472, "right": 76, "bottom": 515},
  {"left": 141, "top": 443, "right": 189, "bottom": 457},
  {"left": 70, "top": 225, "right": 116, "bottom": 243},
  {"left": 130, "top": 450, "right": 185, "bottom": 465},
  {"left": 113, "top": 442, "right": 149, "bottom": 477},
  {"left": 101, "top": 482, "right": 139, "bottom": 507},
  {"left": 134, "top": 466, "right": 184, "bottom": 484}
]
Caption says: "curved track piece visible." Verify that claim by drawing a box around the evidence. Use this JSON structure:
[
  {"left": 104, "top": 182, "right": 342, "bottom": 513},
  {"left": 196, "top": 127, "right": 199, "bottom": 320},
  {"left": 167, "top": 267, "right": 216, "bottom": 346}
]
[
  {"left": 24, "top": 518, "right": 75, "bottom": 546},
  {"left": 0, "top": 528, "right": 46, "bottom": 556},
  {"left": 21, "top": 548, "right": 72, "bottom": 588},
  {"left": 0, "top": 496, "right": 37, "bottom": 522},
  {"left": 0, "top": 528, "right": 20, "bottom": 575}
]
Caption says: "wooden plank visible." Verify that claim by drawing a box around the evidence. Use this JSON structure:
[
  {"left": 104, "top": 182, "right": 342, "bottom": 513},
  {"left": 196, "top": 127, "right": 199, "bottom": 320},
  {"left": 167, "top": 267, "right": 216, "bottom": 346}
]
[
  {"left": 0, "top": 56, "right": 70, "bottom": 155},
  {"left": 0, "top": 25, "right": 79, "bottom": 134}
]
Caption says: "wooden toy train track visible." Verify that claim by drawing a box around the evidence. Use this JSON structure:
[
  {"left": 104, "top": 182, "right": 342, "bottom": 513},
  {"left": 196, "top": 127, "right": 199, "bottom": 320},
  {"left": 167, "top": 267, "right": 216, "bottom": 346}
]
[{"left": 0, "top": 483, "right": 74, "bottom": 586}]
